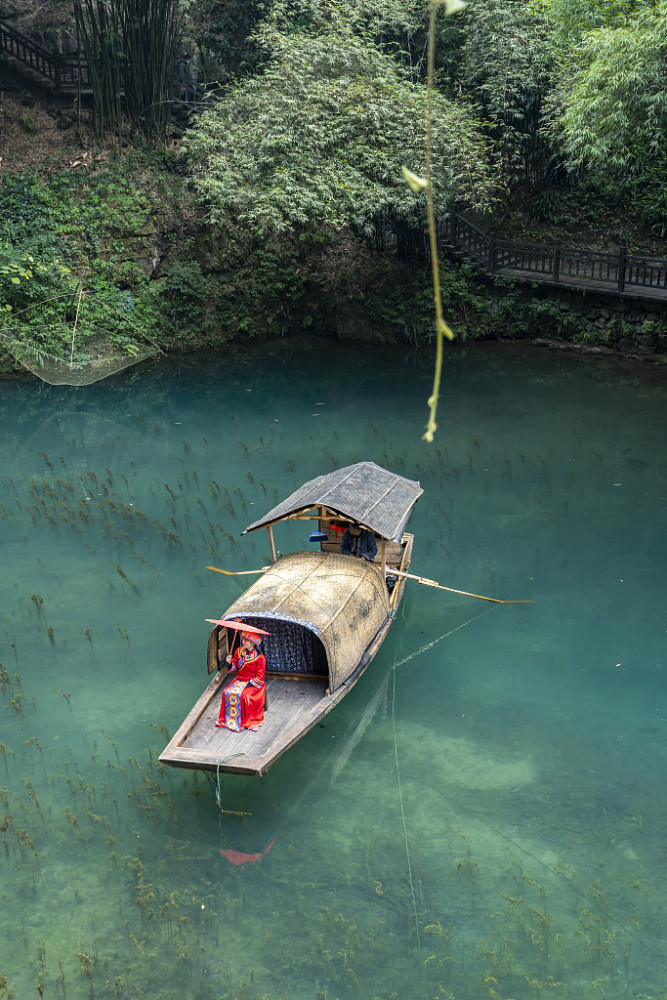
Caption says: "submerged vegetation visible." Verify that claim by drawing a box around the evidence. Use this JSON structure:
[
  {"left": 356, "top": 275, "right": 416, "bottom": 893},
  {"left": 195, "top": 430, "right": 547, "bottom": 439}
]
[
  {"left": 1, "top": 346, "right": 666, "bottom": 996},
  {"left": 1, "top": 681, "right": 657, "bottom": 1000},
  {"left": 0, "top": 420, "right": 664, "bottom": 997}
]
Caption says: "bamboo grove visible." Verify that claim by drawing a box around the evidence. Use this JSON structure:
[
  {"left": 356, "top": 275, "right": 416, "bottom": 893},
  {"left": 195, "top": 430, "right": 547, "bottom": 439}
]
[{"left": 73, "top": 0, "right": 184, "bottom": 142}]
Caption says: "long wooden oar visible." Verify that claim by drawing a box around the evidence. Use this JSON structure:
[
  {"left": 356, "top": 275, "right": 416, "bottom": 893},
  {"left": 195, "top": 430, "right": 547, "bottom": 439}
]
[
  {"left": 207, "top": 565, "right": 268, "bottom": 577},
  {"left": 207, "top": 564, "right": 533, "bottom": 604},
  {"left": 389, "top": 568, "right": 535, "bottom": 604}
]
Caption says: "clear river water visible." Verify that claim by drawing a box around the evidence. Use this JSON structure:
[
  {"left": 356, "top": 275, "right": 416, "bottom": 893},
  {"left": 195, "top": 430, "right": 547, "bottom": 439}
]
[{"left": 0, "top": 339, "right": 665, "bottom": 1000}]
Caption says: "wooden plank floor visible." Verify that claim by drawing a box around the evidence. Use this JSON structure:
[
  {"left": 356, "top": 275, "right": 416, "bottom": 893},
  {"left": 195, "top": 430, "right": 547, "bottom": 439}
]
[
  {"left": 195, "top": 674, "right": 328, "bottom": 759},
  {"left": 159, "top": 673, "right": 331, "bottom": 775}
]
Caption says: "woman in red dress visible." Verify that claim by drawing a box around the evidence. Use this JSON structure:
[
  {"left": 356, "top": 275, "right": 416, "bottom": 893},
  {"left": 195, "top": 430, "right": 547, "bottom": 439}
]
[{"left": 215, "top": 631, "right": 266, "bottom": 732}]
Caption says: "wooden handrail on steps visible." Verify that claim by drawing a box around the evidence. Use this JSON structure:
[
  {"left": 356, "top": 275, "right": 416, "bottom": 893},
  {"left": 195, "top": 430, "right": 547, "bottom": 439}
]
[{"left": 0, "top": 18, "right": 90, "bottom": 91}]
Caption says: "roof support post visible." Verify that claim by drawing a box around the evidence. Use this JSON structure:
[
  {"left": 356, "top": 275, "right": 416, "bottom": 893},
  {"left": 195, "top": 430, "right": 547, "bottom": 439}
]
[
  {"left": 380, "top": 538, "right": 386, "bottom": 581},
  {"left": 267, "top": 525, "right": 277, "bottom": 563}
]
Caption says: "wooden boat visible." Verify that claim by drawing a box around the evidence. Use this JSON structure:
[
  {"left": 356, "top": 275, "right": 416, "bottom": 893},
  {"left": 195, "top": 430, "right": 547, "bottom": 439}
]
[{"left": 159, "top": 462, "right": 422, "bottom": 776}]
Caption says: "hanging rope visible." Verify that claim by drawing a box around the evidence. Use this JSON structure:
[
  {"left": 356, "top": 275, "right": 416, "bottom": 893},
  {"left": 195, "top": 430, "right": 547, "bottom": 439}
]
[
  {"left": 392, "top": 607, "right": 494, "bottom": 671},
  {"left": 215, "top": 755, "right": 252, "bottom": 817},
  {"left": 388, "top": 606, "right": 495, "bottom": 975},
  {"left": 391, "top": 666, "right": 422, "bottom": 955}
]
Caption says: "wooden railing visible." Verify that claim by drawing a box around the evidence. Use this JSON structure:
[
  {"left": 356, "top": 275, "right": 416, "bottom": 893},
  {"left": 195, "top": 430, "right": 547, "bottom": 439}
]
[
  {"left": 446, "top": 212, "right": 667, "bottom": 299},
  {"left": 0, "top": 19, "right": 89, "bottom": 90}
]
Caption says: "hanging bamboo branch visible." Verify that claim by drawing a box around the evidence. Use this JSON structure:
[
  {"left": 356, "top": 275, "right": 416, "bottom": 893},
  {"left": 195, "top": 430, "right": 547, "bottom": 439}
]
[{"left": 402, "top": 0, "right": 467, "bottom": 443}]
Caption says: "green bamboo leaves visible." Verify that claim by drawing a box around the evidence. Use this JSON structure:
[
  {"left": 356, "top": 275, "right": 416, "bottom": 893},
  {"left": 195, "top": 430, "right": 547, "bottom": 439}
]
[
  {"left": 185, "top": 27, "right": 492, "bottom": 235},
  {"left": 554, "top": 3, "right": 667, "bottom": 222}
]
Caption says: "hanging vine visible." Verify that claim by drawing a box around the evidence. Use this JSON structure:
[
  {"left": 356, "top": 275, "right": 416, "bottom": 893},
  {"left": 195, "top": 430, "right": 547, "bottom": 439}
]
[{"left": 403, "top": 0, "right": 466, "bottom": 442}]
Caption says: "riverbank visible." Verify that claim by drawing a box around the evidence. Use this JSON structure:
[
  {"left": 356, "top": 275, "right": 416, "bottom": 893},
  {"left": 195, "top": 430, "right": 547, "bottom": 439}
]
[{"left": 2, "top": 94, "right": 667, "bottom": 374}]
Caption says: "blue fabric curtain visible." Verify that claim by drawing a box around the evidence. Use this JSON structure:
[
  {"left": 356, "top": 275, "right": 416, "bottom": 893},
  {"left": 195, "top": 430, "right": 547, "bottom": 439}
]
[{"left": 238, "top": 615, "right": 328, "bottom": 676}]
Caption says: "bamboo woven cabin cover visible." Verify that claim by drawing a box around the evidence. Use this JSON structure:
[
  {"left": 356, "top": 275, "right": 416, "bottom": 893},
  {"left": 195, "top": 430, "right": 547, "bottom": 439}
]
[
  {"left": 222, "top": 551, "right": 390, "bottom": 693},
  {"left": 242, "top": 461, "right": 423, "bottom": 541}
]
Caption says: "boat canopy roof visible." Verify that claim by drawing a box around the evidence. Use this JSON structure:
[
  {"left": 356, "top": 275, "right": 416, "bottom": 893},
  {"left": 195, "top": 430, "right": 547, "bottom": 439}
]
[
  {"left": 242, "top": 461, "right": 422, "bottom": 542},
  {"left": 220, "top": 551, "right": 390, "bottom": 692}
]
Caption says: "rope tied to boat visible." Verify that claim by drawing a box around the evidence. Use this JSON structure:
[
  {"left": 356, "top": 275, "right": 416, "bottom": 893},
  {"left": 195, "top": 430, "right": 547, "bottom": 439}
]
[
  {"left": 389, "top": 606, "right": 495, "bottom": 985},
  {"left": 391, "top": 607, "right": 494, "bottom": 672},
  {"left": 216, "top": 755, "right": 252, "bottom": 816}
]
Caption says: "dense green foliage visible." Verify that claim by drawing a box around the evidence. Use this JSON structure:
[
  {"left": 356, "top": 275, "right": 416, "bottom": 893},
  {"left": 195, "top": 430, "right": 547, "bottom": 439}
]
[
  {"left": 185, "top": 19, "right": 495, "bottom": 235},
  {"left": 0, "top": 158, "right": 176, "bottom": 365},
  {"left": 196, "top": 0, "right": 274, "bottom": 79},
  {"left": 541, "top": 0, "right": 647, "bottom": 45},
  {"left": 3, "top": 0, "right": 667, "bottom": 375},
  {"left": 551, "top": 1, "right": 667, "bottom": 224},
  {"left": 458, "top": 0, "right": 554, "bottom": 188},
  {"left": 181, "top": 0, "right": 667, "bottom": 239}
]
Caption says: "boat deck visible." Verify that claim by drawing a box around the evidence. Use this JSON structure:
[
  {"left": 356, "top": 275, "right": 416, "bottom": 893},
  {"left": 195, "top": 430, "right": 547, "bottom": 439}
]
[{"left": 159, "top": 671, "right": 335, "bottom": 775}]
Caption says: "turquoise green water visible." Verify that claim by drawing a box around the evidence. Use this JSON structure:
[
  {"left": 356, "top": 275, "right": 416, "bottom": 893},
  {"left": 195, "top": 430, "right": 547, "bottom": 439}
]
[{"left": 1, "top": 340, "right": 665, "bottom": 1000}]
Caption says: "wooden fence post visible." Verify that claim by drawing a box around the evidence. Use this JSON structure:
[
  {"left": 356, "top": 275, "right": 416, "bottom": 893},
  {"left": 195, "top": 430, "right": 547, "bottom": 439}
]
[
  {"left": 553, "top": 244, "right": 560, "bottom": 283},
  {"left": 488, "top": 231, "right": 496, "bottom": 273},
  {"left": 618, "top": 246, "right": 627, "bottom": 293}
]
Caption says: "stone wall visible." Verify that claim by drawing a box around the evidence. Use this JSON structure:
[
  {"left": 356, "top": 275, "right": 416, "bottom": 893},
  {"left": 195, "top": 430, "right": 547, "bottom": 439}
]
[{"left": 544, "top": 288, "right": 667, "bottom": 361}]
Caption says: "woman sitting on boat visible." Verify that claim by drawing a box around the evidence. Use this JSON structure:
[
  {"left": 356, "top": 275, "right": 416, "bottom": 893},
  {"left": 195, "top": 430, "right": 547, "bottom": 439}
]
[{"left": 215, "top": 631, "right": 266, "bottom": 732}]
